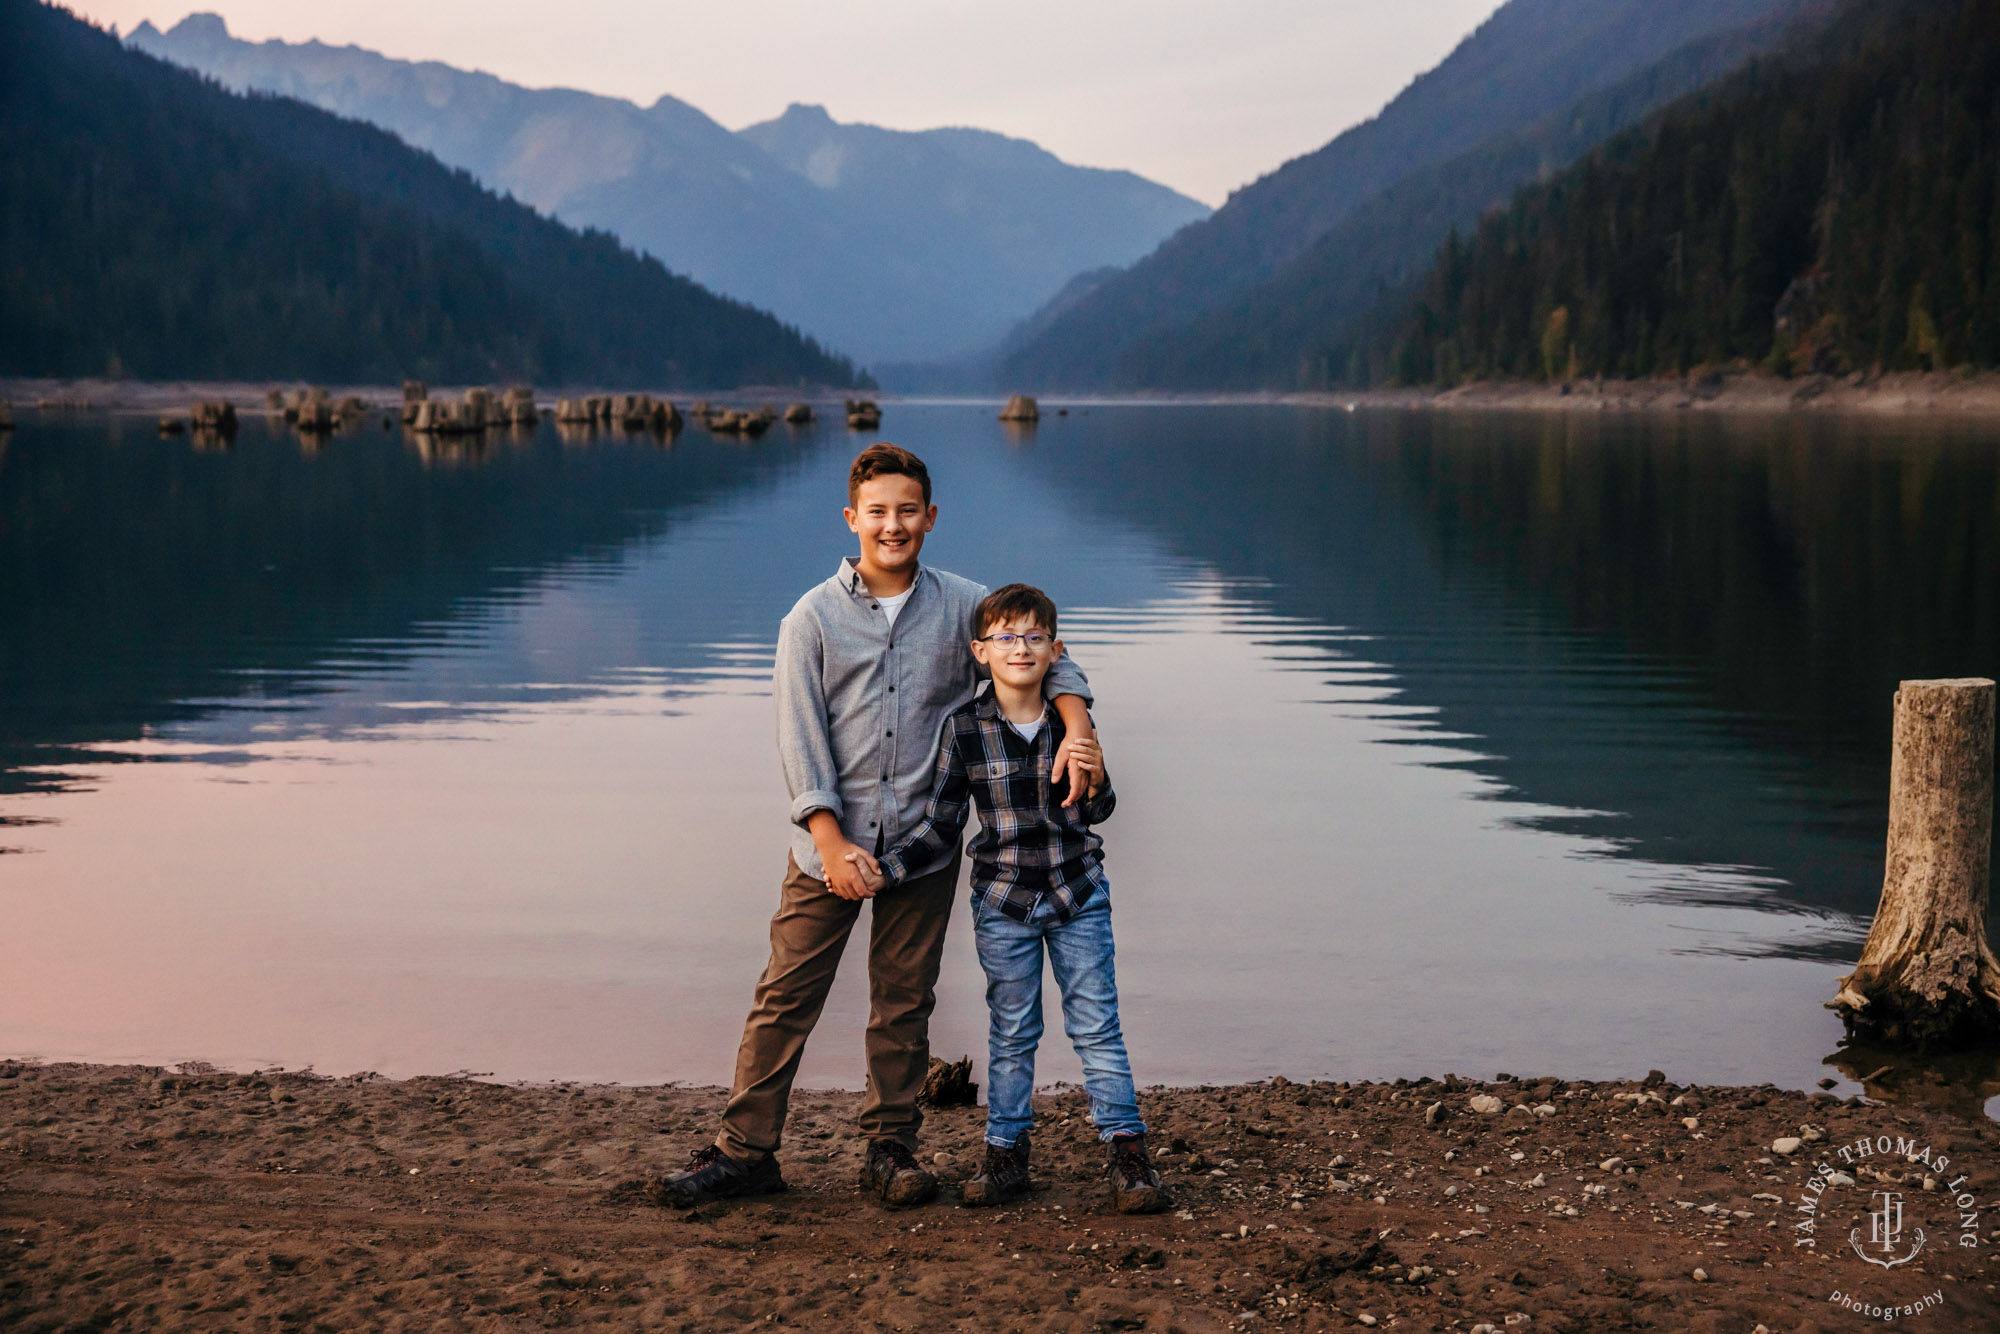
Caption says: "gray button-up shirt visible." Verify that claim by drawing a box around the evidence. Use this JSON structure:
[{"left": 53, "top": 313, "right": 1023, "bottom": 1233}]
[{"left": 776, "top": 558, "right": 1091, "bottom": 881}]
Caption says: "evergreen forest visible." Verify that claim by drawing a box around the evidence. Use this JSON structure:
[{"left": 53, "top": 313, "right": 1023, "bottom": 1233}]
[
  {"left": 1354, "top": 0, "right": 2000, "bottom": 388},
  {"left": 0, "top": 0, "right": 866, "bottom": 388}
]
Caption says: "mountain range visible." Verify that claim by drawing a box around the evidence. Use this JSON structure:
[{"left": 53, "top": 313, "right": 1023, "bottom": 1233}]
[
  {"left": 126, "top": 14, "right": 1210, "bottom": 369},
  {"left": 995, "top": 0, "right": 1807, "bottom": 390},
  {"left": 2, "top": 0, "right": 862, "bottom": 388}
]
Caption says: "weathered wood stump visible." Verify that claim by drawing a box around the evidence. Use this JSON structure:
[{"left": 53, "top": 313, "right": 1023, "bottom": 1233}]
[
  {"left": 916, "top": 1055, "right": 977, "bottom": 1108},
  {"left": 1829, "top": 678, "right": 2000, "bottom": 1046}
]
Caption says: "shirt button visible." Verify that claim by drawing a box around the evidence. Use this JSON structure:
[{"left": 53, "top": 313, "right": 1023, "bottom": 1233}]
[
  {"left": 886, "top": 730, "right": 893, "bottom": 737},
  {"left": 888, "top": 685, "right": 896, "bottom": 692}
]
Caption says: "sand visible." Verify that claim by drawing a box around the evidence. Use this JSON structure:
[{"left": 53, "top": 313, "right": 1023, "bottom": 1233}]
[{"left": 3, "top": 1060, "right": 1996, "bottom": 1331}]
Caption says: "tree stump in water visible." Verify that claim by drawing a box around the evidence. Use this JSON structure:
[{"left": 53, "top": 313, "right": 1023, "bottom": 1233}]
[{"left": 1829, "top": 678, "right": 2000, "bottom": 1046}]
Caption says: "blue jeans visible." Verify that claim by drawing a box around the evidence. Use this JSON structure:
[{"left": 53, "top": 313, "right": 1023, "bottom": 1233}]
[{"left": 973, "top": 894, "right": 1146, "bottom": 1148}]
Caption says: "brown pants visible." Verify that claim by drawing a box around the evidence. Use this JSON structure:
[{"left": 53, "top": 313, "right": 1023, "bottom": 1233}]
[{"left": 716, "top": 850, "right": 960, "bottom": 1163}]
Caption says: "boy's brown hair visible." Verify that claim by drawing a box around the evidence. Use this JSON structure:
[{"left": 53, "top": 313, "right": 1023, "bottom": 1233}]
[
  {"left": 974, "top": 583, "right": 1058, "bottom": 639},
  {"left": 848, "top": 443, "right": 931, "bottom": 505}
]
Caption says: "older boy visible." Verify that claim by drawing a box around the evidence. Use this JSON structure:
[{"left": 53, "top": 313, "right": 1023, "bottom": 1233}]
[
  {"left": 662, "top": 445, "right": 1097, "bottom": 1208},
  {"left": 873, "top": 584, "right": 1168, "bottom": 1214}
]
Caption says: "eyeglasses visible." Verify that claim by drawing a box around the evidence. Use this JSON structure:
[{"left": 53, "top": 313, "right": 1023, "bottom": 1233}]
[{"left": 977, "top": 632, "right": 1054, "bottom": 649}]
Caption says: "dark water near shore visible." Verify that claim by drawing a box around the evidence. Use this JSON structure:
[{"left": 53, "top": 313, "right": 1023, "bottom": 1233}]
[{"left": 3, "top": 405, "right": 1997, "bottom": 1113}]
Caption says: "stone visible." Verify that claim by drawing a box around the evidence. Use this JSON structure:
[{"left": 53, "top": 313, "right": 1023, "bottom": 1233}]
[
  {"left": 783, "top": 402, "right": 814, "bottom": 423},
  {"left": 999, "top": 394, "right": 1040, "bottom": 422},
  {"left": 1771, "top": 1137, "right": 1803, "bottom": 1156},
  {"left": 1691, "top": 1267, "right": 1709, "bottom": 1282},
  {"left": 1423, "top": 1101, "right": 1442, "bottom": 1125},
  {"left": 1597, "top": 1157, "right": 1624, "bottom": 1171},
  {"left": 1468, "top": 1094, "right": 1503, "bottom": 1115},
  {"left": 402, "top": 381, "right": 428, "bottom": 403}
]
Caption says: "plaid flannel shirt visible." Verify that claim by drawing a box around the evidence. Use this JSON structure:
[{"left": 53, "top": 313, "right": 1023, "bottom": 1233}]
[{"left": 878, "top": 690, "right": 1116, "bottom": 923}]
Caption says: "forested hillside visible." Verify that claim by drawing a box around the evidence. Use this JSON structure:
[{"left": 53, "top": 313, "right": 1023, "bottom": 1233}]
[
  {"left": 995, "top": 0, "right": 1798, "bottom": 390},
  {"left": 1105, "top": 4, "right": 1817, "bottom": 389},
  {"left": 0, "top": 0, "right": 864, "bottom": 387},
  {"left": 1361, "top": 0, "right": 1998, "bottom": 386}
]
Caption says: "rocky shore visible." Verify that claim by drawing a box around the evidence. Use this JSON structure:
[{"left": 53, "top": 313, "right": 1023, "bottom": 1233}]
[
  {"left": 1296, "top": 368, "right": 2000, "bottom": 420},
  {"left": 12, "top": 369, "right": 2000, "bottom": 424},
  {"left": 3, "top": 1060, "right": 1996, "bottom": 1331}
]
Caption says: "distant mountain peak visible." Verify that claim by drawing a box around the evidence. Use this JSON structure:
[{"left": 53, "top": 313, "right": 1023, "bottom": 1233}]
[{"left": 168, "top": 12, "right": 232, "bottom": 43}]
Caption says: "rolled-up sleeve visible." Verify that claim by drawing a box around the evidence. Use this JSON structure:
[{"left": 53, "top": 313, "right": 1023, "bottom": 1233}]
[
  {"left": 775, "top": 611, "right": 842, "bottom": 828},
  {"left": 1042, "top": 649, "right": 1092, "bottom": 706}
]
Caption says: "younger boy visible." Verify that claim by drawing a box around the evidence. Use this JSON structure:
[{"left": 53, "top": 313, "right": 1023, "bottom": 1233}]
[{"left": 871, "top": 584, "right": 1169, "bottom": 1213}]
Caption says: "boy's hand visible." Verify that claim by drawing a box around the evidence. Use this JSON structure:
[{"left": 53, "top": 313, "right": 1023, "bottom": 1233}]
[
  {"left": 849, "top": 854, "right": 887, "bottom": 895},
  {"left": 1061, "top": 735, "right": 1106, "bottom": 800},
  {"left": 823, "top": 844, "right": 880, "bottom": 899}
]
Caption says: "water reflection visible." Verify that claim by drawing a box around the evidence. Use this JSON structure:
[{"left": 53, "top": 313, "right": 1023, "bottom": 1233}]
[
  {"left": 1, "top": 405, "right": 1996, "bottom": 1107},
  {"left": 1025, "top": 407, "right": 2000, "bottom": 954}
]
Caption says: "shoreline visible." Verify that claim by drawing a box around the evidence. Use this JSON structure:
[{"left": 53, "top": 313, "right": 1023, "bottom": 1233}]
[
  {"left": 4, "top": 1059, "right": 1996, "bottom": 1330},
  {"left": 11, "top": 369, "right": 2000, "bottom": 420}
]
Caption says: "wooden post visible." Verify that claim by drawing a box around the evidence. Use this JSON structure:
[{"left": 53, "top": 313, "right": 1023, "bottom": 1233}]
[{"left": 1829, "top": 678, "right": 2000, "bottom": 1046}]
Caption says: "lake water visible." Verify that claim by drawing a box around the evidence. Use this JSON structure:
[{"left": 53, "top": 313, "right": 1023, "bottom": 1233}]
[{"left": 3, "top": 404, "right": 1998, "bottom": 1113}]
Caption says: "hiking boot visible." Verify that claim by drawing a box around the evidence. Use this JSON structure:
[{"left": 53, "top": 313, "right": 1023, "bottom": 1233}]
[
  {"left": 658, "top": 1144, "right": 784, "bottom": 1207},
  {"left": 960, "top": 1132, "right": 1032, "bottom": 1206},
  {"left": 1107, "top": 1133, "right": 1170, "bottom": 1214},
  {"left": 861, "top": 1137, "right": 938, "bottom": 1206}
]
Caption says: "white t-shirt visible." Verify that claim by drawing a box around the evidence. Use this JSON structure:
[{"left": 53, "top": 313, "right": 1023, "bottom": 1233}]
[
  {"left": 1007, "top": 713, "right": 1047, "bottom": 744},
  {"left": 877, "top": 586, "right": 914, "bottom": 630}
]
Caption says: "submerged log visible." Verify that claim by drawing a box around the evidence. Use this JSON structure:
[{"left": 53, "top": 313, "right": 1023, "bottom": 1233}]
[
  {"left": 998, "top": 394, "right": 1039, "bottom": 422},
  {"left": 1830, "top": 678, "right": 2000, "bottom": 1047}
]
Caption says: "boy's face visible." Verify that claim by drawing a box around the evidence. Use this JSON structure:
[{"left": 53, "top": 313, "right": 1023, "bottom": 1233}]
[
  {"left": 845, "top": 474, "right": 936, "bottom": 577},
  {"left": 970, "top": 614, "right": 1062, "bottom": 693}
]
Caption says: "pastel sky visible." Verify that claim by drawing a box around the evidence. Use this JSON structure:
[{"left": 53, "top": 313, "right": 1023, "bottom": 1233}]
[{"left": 75, "top": 1, "right": 1506, "bottom": 204}]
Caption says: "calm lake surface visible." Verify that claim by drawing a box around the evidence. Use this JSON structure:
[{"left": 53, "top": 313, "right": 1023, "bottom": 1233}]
[{"left": 4, "top": 404, "right": 1998, "bottom": 1111}]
